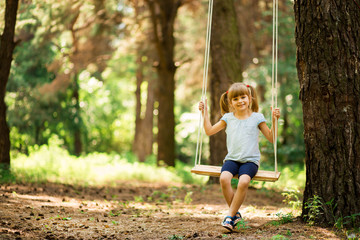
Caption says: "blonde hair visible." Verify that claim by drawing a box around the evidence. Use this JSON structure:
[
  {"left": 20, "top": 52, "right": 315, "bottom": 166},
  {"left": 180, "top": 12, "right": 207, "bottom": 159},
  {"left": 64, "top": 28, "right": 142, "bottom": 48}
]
[{"left": 220, "top": 83, "right": 259, "bottom": 115}]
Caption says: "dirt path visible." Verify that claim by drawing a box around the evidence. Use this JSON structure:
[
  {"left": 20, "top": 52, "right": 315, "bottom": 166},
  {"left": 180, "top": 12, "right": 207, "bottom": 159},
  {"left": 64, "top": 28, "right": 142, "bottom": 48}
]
[{"left": 0, "top": 181, "right": 343, "bottom": 239}]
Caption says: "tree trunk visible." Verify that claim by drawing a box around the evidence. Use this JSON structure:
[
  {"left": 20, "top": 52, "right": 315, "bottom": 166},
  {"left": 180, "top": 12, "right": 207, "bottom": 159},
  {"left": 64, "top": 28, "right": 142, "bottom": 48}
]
[
  {"left": 133, "top": 55, "right": 154, "bottom": 162},
  {"left": 147, "top": 0, "right": 182, "bottom": 167},
  {"left": 142, "top": 76, "right": 155, "bottom": 159},
  {"left": 209, "top": 0, "right": 242, "bottom": 183},
  {"left": 73, "top": 72, "right": 82, "bottom": 156},
  {"left": 133, "top": 55, "right": 144, "bottom": 160},
  {"left": 132, "top": 2, "right": 155, "bottom": 162},
  {"left": 295, "top": 0, "right": 360, "bottom": 226},
  {"left": 0, "top": 0, "right": 19, "bottom": 168}
]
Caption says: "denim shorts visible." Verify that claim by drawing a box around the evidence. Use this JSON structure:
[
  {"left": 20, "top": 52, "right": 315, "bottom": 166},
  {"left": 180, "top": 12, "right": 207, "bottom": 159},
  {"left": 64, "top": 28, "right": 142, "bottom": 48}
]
[{"left": 221, "top": 160, "right": 259, "bottom": 179}]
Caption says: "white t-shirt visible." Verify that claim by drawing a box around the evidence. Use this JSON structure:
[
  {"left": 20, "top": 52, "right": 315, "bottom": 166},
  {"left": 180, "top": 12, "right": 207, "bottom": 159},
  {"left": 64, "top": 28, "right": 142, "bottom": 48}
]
[{"left": 220, "top": 112, "right": 266, "bottom": 166}]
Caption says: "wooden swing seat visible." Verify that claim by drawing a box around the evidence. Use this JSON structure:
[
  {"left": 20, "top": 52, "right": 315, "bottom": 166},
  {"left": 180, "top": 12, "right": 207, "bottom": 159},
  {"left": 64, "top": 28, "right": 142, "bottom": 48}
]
[{"left": 191, "top": 164, "right": 281, "bottom": 182}]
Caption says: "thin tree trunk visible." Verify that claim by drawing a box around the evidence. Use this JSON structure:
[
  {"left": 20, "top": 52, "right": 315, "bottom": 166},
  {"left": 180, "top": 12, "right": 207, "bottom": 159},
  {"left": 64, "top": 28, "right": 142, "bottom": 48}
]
[
  {"left": 142, "top": 76, "right": 155, "bottom": 158},
  {"left": 133, "top": 55, "right": 154, "bottom": 162},
  {"left": 0, "top": 0, "right": 19, "bottom": 168},
  {"left": 295, "top": 0, "right": 360, "bottom": 226},
  {"left": 69, "top": 14, "right": 82, "bottom": 156},
  {"left": 73, "top": 72, "right": 82, "bottom": 156},
  {"left": 133, "top": 55, "right": 144, "bottom": 160},
  {"left": 209, "top": 0, "right": 242, "bottom": 183},
  {"left": 147, "top": 0, "right": 182, "bottom": 167}
]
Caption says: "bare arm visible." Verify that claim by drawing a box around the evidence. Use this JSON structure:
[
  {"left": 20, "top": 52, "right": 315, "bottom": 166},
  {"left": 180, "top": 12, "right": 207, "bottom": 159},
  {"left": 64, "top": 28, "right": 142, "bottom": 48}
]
[
  {"left": 259, "top": 108, "right": 280, "bottom": 143},
  {"left": 199, "top": 99, "right": 226, "bottom": 136}
]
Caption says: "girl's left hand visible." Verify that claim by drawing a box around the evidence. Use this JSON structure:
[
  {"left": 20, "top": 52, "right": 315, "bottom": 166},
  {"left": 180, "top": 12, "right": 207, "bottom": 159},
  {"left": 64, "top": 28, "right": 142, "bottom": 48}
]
[{"left": 272, "top": 107, "right": 280, "bottom": 120}]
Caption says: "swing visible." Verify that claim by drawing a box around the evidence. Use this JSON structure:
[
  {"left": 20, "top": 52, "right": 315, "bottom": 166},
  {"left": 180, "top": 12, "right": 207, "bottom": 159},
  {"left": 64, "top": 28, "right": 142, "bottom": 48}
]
[{"left": 191, "top": 0, "right": 281, "bottom": 182}]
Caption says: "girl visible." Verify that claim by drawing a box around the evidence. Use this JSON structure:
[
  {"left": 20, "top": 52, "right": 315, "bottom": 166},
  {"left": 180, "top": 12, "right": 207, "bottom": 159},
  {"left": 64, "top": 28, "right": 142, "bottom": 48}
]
[{"left": 198, "top": 82, "right": 280, "bottom": 231}]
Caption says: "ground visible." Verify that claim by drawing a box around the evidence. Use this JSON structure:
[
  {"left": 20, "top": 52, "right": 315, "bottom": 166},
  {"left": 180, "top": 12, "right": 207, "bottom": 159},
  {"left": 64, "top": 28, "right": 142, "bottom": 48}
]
[{"left": 0, "top": 181, "right": 345, "bottom": 239}]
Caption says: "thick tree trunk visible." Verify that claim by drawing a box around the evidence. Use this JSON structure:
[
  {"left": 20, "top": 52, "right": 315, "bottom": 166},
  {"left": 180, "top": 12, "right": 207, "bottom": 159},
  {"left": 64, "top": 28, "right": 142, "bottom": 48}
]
[
  {"left": 157, "top": 69, "right": 175, "bottom": 166},
  {"left": 209, "top": 0, "right": 242, "bottom": 183},
  {"left": 147, "top": 0, "right": 182, "bottom": 167},
  {"left": 0, "top": 0, "right": 19, "bottom": 168},
  {"left": 295, "top": 1, "right": 360, "bottom": 226}
]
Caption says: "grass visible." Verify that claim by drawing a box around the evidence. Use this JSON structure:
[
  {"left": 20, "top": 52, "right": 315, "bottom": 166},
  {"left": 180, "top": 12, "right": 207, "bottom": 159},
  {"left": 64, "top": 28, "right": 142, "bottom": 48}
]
[
  {"left": 250, "top": 163, "right": 305, "bottom": 191},
  {"left": 1, "top": 137, "right": 305, "bottom": 191},
  {"left": 1, "top": 138, "right": 207, "bottom": 186}
]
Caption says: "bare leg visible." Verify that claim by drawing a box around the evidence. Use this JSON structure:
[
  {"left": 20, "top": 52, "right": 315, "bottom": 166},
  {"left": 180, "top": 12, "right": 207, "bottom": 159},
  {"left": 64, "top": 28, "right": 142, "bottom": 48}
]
[
  {"left": 220, "top": 171, "right": 234, "bottom": 207},
  {"left": 227, "top": 174, "right": 251, "bottom": 217}
]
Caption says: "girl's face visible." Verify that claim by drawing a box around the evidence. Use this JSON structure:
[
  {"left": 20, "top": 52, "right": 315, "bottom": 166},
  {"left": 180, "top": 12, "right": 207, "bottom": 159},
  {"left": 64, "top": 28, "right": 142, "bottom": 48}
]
[{"left": 230, "top": 94, "right": 251, "bottom": 112}]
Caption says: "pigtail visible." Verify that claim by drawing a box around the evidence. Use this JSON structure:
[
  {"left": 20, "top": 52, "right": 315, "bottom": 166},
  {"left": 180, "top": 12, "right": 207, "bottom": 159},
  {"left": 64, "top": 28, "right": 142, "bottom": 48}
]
[
  {"left": 247, "top": 85, "right": 259, "bottom": 112},
  {"left": 220, "top": 91, "right": 230, "bottom": 115}
]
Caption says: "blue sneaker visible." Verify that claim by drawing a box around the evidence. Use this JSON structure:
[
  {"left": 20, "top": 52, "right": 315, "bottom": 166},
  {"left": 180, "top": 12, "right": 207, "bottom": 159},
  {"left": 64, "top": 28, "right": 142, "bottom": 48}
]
[
  {"left": 221, "top": 216, "right": 234, "bottom": 231},
  {"left": 233, "top": 212, "right": 242, "bottom": 225}
]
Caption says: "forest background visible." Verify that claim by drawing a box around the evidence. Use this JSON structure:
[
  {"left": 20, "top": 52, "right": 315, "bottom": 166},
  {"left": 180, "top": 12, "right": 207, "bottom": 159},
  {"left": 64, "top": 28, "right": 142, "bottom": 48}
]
[
  {"left": 0, "top": 0, "right": 304, "bottom": 188},
  {"left": 2, "top": 1, "right": 360, "bottom": 239}
]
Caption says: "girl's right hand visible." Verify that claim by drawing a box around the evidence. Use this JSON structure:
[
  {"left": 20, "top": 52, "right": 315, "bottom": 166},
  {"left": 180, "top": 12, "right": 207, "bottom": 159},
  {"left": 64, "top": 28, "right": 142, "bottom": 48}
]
[{"left": 198, "top": 99, "right": 207, "bottom": 115}]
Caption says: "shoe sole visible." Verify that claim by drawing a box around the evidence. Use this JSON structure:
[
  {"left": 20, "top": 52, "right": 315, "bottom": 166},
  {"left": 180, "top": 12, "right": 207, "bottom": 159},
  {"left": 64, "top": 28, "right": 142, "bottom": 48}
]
[{"left": 221, "top": 223, "right": 233, "bottom": 232}]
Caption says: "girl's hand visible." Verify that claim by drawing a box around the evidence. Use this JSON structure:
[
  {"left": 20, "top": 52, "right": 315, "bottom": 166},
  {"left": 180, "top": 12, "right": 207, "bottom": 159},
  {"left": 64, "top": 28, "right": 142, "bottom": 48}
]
[
  {"left": 198, "top": 99, "right": 208, "bottom": 116},
  {"left": 272, "top": 107, "right": 280, "bottom": 120}
]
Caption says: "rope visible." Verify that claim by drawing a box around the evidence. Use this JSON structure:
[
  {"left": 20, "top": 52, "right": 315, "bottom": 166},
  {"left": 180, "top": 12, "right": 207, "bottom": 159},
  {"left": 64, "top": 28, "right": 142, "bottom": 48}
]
[
  {"left": 195, "top": 0, "right": 279, "bottom": 176},
  {"left": 195, "top": 0, "right": 213, "bottom": 166},
  {"left": 271, "top": 0, "right": 279, "bottom": 174}
]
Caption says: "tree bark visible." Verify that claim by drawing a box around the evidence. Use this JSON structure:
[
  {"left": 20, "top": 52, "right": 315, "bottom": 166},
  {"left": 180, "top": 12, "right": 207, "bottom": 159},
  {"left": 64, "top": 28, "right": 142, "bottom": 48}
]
[
  {"left": 295, "top": 0, "right": 360, "bottom": 226},
  {"left": 72, "top": 72, "right": 82, "bottom": 156},
  {"left": 147, "top": 0, "right": 182, "bottom": 167},
  {"left": 0, "top": 0, "right": 19, "bottom": 168},
  {"left": 133, "top": 55, "right": 154, "bottom": 162},
  {"left": 132, "top": 1, "right": 155, "bottom": 163},
  {"left": 209, "top": 0, "right": 242, "bottom": 183},
  {"left": 133, "top": 55, "right": 145, "bottom": 161}
]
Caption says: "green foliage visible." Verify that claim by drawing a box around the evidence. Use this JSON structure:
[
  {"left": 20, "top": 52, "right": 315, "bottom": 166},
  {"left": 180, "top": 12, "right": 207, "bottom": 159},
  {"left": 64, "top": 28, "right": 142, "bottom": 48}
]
[
  {"left": 111, "top": 221, "right": 119, "bottom": 225},
  {"left": 282, "top": 189, "right": 302, "bottom": 210},
  {"left": 134, "top": 196, "right": 144, "bottom": 203},
  {"left": 269, "top": 212, "right": 294, "bottom": 226},
  {"left": 324, "top": 198, "right": 339, "bottom": 227},
  {"left": 7, "top": 137, "right": 206, "bottom": 185},
  {"left": 333, "top": 212, "right": 360, "bottom": 231},
  {"left": 251, "top": 163, "right": 305, "bottom": 191},
  {"left": 4, "top": 0, "right": 307, "bottom": 173},
  {"left": 168, "top": 235, "right": 184, "bottom": 240},
  {"left": 6, "top": 0, "right": 127, "bottom": 156},
  {"left": 271, "top": 235, "right": 289, "bottom": 240},
  {"left": 148, "top": 186, "right": 194, "bottom": 205},
  {"left": 184, "top": 191, "right": 193, "bottom": 204},
  {"left": 276, "top": 212, "right": 294, "bottom": 224},
  {"left": 4, "top": 0, "right": 307, "bottom": 185},
  {"left": 303, "top": 196, "right": 360, "bottom": 230},
  {"left": 250, "top": 0, "right": 304, "bottom": 166},
  {"left": 235, "top": 218, "right": 251, "bottom": 231},
  {"left": 176, "top": 110, "right": 208, "bottom": 165},
  {"left": 0, "top": 165, "right": 15, "bottom": 184},
  {"left": 78, "top": 61, "right": 135, "bottom": 153},
  {"left": 6, "top": 38, "right": 62, "bottom": 152},
  {"left": 52, "top": 215, "right": 72, "bottom": 221},
  {"left": 303, "top": 195, "right": 323, "bottom": 225},
  {"left": 324, "top": 198, "right": 360, "bottom": 230},
  {"left": 346, "top": 230, "right": 360, "bottom": 240},
  {"left": 344, "top": 213, "right": 360, "bottom": 229}
]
